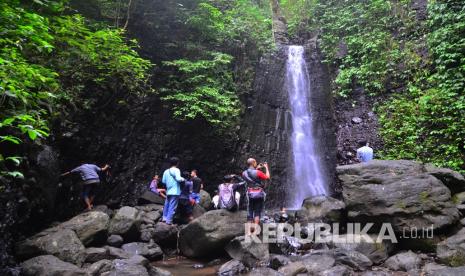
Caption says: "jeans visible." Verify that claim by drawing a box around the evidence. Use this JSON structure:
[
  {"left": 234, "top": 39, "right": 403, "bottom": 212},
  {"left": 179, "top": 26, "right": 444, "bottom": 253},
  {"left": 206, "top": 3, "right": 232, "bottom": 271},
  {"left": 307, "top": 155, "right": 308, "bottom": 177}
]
[{"left": 162, "top": 195, "right": 179, "bottom": 224}]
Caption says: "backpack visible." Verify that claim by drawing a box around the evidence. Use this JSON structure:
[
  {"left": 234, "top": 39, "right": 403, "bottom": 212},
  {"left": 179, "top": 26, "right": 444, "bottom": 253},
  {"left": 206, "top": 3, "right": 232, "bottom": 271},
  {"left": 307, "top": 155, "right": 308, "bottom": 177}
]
[
  {"left": 218, "top": 183, "right": 236, "bottom": 211},
  {"left": 242, "top": 168, "right": 266, "bottom": 199}
]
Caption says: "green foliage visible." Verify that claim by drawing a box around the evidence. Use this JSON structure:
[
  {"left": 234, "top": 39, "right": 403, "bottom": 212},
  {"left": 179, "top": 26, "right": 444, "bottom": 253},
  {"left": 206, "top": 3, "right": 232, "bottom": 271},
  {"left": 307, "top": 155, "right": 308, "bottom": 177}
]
[
  {"left": 188, "top": 0, "right": 273, "bottom": 53},
  {"left": 310, "top": 0, "right": 418, "bottom": 97},
  {"left": 0, "top": 0, "right": 152, "bottom": 178},
  {"left": 378, "top": 0, "right": 465, "bottom": 171},
  {"left": 162, "top": 52, "right": 240, "bottom": 127}
]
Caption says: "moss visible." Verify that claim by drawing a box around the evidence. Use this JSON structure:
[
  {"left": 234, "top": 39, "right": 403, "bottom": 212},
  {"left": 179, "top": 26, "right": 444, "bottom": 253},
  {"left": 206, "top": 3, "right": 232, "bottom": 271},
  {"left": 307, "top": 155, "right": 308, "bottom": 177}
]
[
  {"left": 448, "top": 252, "right": 465, "bottom": 267},
  {"left": 419, "top": 191, "right": 430, "bottom": 203}
]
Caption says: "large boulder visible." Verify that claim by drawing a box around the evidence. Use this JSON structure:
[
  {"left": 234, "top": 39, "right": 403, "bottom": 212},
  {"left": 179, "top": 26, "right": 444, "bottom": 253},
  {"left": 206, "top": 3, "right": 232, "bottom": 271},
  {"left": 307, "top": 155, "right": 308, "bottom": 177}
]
[
  {"left": 437, "top": 228, "right": 465, "bottom": 266},
  {"left": 218, "top": 260, "right": 246, "bottom": 276},
  {"left": 225, "top": 236, "right": 269, "bottom": 267},
  {"left": 58, "top": 211, "right": 110, "bottom": 246},
  {"left": 15, "top": 228, "right": 86, "bottom": 265},
  {"left": 384, "top": 251, "right": 421, "bottom": 271},
  {"left": 337, "top": 160, "right": 460, "bottom": 232},
  {"left": 20, "top": 255, "right": 86, "bottom": 276},
  {"left": 87, "top": 259, "right": 113, "bottom": 276},
  {"left": 152, "top": 222, "right": 179, "bottom": 247},
  {"left": 178, "top": 210, "right": 247, "bottom": 257},
  {"left": 109, "top": 206, "right": 141, "bottom": 241},
  {"left": 330, "top": 234, "right": 393, "bottom": 264},
  {"left": 121, "top": 242, "right": 163, "bottom": 261},
  {"left": 199, "top": 190, "right": 212, "bottom": 210},
  {"left": 138, "top": 190, "right": 165, "bottom": 205},
  {"left": 423, "top": 262, "right": 465, "bottom": 276},
  {"left": 297, "top": 195, "right": 346, "bottom": 223}
]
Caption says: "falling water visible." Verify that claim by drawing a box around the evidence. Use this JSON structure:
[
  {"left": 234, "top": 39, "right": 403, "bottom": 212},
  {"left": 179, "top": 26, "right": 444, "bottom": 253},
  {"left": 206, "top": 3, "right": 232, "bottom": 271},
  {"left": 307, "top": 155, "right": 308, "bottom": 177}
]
[{"left": 286, "top": 45, "right": 327, "bottom": 208}]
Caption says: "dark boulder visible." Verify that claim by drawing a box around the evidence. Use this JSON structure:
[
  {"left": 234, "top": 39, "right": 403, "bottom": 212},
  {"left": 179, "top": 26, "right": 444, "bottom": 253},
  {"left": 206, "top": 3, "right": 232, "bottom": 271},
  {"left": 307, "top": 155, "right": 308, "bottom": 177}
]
[
  {"left": 20, "top": 255, "right": 86, "bottom": 276},
  {"left": 121, "top": 242, "right": 163, "bottom": 261},
  {"left": 225, "top": 236, "right": 269, "bottom": 267},
  {"left": 337, "top": 160, "right": 460, "bottom": 232},
  {"left": 15, "top": 228, "right": 85, "bottom": 265},
  {"left": 437, "top": 228, "right": 465, "bottom": 266},
  {"left": 297, "top": 195, "right": 345, "bottom": 223},
  {"left": 178, "top": 210, "right": 247, "bottom": 258},
  {"left": 108, "top": 206, "right": 141, "bottom": 242}
]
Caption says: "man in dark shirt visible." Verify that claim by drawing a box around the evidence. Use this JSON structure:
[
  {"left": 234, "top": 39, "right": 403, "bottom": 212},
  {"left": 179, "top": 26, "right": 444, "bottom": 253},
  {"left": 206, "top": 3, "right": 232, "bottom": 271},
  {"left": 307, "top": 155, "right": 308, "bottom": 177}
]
[
  {"left": 61, "top": 163, "right": 110, "bottom": 211},
  {"left": 190, "top": 169, "right": 203, "bottom": 204}
]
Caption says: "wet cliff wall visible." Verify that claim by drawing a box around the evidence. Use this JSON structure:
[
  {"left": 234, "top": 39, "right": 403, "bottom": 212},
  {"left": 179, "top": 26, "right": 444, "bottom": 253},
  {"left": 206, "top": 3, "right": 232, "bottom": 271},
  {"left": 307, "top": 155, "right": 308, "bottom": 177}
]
[{"left": 234, "top": 40, "right": 337, "bottom": 208}]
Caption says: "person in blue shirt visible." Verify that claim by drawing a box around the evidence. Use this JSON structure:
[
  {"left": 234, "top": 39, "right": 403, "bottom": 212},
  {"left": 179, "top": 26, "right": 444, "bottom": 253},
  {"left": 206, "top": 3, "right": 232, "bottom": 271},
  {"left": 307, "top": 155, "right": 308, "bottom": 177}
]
[
  {"left": 356, "top": 140, "right": 374, "bottom": 163},
  {"left": 61, "top": 163, "right": 110, "bottom": 211},
  {"left": 161, "top": 157, "right": 185, "bottom": 225}
]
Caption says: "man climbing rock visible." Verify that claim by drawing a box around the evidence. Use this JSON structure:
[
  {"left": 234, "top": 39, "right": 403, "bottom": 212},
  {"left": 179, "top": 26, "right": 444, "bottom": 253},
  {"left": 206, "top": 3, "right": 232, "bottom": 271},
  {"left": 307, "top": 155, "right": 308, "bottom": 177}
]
[
  {"left": 61, "top": 163, "right": 110, "bottom": 211},
  {"left": 356, "top": 140, "right": 374, "bottom": 163},
  {"left": 242, "top": 158, "right": 270, "bottom": 225}
]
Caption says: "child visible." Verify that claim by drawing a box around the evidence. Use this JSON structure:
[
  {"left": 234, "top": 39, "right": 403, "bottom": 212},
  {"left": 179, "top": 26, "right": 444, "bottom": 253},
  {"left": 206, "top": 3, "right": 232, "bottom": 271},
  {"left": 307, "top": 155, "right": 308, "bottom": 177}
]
[{"left": 149, "top": 175, "right": 166, "bottom": 199}]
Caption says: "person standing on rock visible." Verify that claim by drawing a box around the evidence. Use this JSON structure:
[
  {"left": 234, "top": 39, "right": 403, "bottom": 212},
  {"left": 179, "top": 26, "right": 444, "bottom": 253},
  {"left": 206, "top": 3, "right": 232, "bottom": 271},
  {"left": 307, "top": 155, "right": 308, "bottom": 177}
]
[
  {"left": 242, "top": 158, "right": 270, "bottom": 225},
  {"left": 356, "top": 140, "right": 374, "bottom": 163},
  {"left": 161, "top": 157, "right": 185, "bottom": 225},
  {"left": 190, "top": 169, "right": 203, "bottom": 205},
  {"left": 61, "top": 163, "right": 110, "bottom": 211}
]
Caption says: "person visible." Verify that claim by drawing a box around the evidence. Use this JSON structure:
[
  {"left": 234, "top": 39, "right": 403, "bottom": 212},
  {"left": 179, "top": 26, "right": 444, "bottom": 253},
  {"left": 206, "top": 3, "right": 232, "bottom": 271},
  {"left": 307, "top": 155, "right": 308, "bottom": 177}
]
[
  {"left": 217, "top": 174, "right": 245, "bottom": 211},
  {"left": 149, "top": 175, "right": 166, "bottom": 199},
  {"left": 178, "top": 171, "right": 195, "bottom": 222},
  {"left": 190, "top": 170, "right": 203, "bottom": 204},
  {"left": 212, "top": 190, "right": 220, "bottom": 209},
  {"left": 356, "top": 140, "right": 374, "bottom": 163},
  {"left": 61, "top": 163, "right": 110, "bottom": 211},
  {"left": 242, "top": 158, "right": 270, "bottom": 225},
  {"left": 161, "top": 157, "right": 185, "bottom": 225}
]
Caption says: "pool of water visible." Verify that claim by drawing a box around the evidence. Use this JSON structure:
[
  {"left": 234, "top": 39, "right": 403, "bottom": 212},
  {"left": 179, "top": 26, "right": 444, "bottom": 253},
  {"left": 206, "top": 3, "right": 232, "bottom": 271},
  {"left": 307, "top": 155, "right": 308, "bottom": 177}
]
[{"left": 152, "top": 256, "right": 228, "bottom": 276}]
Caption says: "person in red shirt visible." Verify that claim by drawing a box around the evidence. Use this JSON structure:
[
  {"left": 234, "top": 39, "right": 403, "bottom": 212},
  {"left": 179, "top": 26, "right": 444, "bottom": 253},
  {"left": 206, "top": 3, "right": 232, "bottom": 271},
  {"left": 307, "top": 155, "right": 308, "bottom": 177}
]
[{"left": 242, "top": 158, "right": 271, "bottom": 226}]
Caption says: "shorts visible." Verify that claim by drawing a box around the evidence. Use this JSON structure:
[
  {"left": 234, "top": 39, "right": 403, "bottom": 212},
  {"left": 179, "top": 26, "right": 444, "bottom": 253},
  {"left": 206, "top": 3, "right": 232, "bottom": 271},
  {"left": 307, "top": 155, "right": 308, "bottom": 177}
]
[
  {"left": 247, "top": 197, "right": 264, "bottom": 221},
  {"left": 82, "top": 182, "right": 99, "bottom": 199},
  {"left": 191, "top": 192, "right": 201, "bottom": 204}
]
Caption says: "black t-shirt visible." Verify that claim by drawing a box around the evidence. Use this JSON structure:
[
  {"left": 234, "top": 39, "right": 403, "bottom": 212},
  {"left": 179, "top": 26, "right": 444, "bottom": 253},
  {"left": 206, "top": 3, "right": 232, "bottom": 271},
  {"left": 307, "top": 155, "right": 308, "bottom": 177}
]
[{"left": 192, "top": 176, "right": 202, "bottom": 193}]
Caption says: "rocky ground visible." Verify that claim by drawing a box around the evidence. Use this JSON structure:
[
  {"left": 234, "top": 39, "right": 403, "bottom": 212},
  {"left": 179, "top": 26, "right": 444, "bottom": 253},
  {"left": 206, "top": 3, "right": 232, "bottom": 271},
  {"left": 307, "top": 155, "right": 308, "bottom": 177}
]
[{"left": 10, "top": 160, "right": 465, "bottom": 276}]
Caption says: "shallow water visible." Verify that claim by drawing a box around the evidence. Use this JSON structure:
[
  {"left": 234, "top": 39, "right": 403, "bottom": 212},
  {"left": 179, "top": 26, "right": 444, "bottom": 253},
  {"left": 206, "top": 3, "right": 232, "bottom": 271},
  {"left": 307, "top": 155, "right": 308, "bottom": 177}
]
[{"left": 152, "top": 256, "right": 228, "bottom": 276}]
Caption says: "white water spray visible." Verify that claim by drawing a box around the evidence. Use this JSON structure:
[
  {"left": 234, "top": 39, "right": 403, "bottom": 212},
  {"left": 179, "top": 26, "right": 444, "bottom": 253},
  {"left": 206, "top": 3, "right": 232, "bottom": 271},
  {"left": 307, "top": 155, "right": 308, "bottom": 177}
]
[{"left": 286, "top": 45, "right": 327, "bottom": 208}]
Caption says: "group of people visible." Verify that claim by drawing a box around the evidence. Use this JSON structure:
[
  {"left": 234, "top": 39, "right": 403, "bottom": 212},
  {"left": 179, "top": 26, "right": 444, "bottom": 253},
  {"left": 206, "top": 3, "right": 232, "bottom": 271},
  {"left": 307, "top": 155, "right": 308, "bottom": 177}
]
[
  {"left": 152, "top": 156, "right": 270, "bottom": 225},
  {"left": 61, "top": 140, "right": 371, "bottom": 224},
  {"left": 61, "top": 156, "right": 271, "bottom": 226}
]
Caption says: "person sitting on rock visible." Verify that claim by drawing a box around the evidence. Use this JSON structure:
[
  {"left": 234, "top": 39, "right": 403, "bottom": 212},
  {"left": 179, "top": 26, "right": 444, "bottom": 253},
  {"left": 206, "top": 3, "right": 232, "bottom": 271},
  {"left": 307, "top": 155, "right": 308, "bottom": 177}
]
[
  {"left": 216, "top": 174, "right": 245, "bottom": 211},
  {"left": 161, "top": 157, "right": 184, "bottom": 225},
  {"left": 190, "top": 169, "right": 203, "bottom": 205},
  {"left": 61, "top": 162, "right": 110, "bottom": 211},
  {"left": 242, "top": 158, "right": 270, "bottom": 225},
  {"left": 356, "top": 140, "right": 374, "bottom": 163},
  {"left": 178, "top": 171, "right": 194, "bottom": 222},
  {"left": 149, "top": 175, "right": 166, "bottom": 199}
]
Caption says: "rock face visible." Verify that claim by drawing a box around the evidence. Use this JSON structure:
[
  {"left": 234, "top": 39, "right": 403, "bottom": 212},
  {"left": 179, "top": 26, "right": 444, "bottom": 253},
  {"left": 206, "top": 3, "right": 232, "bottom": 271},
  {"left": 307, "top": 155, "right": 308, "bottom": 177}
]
[
  {"left": 58, "top": 211, "right": 110, "bottom": 246},
  {"left": 437, "top": 228, "right": 465, "bottom": 266},
  {"left": 384, "top": 251, "right": 421, "bottom": 271},
  {"left": 109, "top": 207, "right": 141, "bottom": 241},
  {"left": 15, "top": 228, "right": 85, "bottom": 265},
  {"left": 331, "top": 234, "right": 393, "bottom": 264},
  {"left": 218, "top": 260, "right": 246, "bottom": 276},
  {"left": 225, "top": 236, "right": 269, "bottom": 267},
  {"left": 425, "top": 164, "right": 465, "bottom": 194},
  {"left": 298, "top": 195, "right": 346, "bottom": 223},
  {"left": 178, "top": 210, "right": 247, "bottom": 257},
  {"left": 337, "top": 160, "right": 460, "bottom": 232},
  {"left": 121, "top": 242, "right": 163, "bottom": 261},
  {"left": 20, "top": 255, "right": 86, "bottom": 276}
]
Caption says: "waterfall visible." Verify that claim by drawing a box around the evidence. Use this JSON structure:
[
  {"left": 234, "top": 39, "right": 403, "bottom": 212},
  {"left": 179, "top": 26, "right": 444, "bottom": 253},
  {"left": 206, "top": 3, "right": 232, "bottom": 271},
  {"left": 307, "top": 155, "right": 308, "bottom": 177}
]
[{"left": 286, "top": 45, "right": 327, "bottom": 208}]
